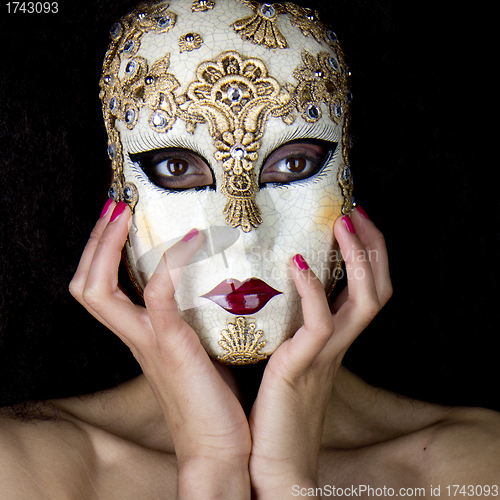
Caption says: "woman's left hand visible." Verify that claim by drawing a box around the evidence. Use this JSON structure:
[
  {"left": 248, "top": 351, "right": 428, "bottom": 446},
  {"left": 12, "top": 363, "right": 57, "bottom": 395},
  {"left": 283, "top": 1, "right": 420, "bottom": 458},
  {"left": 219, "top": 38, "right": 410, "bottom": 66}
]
[{"left": 248, "top": 208, "right": 392, "bottom": 499}]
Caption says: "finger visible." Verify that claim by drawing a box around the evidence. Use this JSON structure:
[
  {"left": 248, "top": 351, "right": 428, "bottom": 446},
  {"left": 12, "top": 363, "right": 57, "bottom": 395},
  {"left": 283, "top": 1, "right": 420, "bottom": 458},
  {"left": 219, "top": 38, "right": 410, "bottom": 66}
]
[
  {"left": 160, "top": 228, "right": 204, "bottom": 290},
  {"left": 144, "top": 229, "right": 204, "bottom": 345},
  {"left": 350, "top": 207, "right": 392, "bottom": 306},
  {"left": 83, "top": 201, "right": 132, "bottom": 297},
  {"left": 69, "top": 198, "right": 115, "bottom": 301},
  {"left": 283, "top": 254, "right": 335, "bottom": 368},
  {"left": 327, "top": 214, "right": 381, "bottom": 351}
]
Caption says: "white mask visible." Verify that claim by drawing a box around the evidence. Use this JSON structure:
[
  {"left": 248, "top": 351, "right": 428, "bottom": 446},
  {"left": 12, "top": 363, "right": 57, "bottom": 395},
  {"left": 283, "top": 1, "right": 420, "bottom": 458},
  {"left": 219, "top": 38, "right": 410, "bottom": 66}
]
[{"left": 100, "top": 0, "right": 354, "bottom": 364}]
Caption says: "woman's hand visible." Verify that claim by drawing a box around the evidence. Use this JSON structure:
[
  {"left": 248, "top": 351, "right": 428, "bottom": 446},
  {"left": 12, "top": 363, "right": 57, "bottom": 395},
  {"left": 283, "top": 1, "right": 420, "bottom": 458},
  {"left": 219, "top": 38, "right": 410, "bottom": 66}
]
[
  {"left": 69, "top": 200, "right": 251, "bottom": 499},
  {"left": 248, "top": 207, "right": 392, "bottom": 499}
]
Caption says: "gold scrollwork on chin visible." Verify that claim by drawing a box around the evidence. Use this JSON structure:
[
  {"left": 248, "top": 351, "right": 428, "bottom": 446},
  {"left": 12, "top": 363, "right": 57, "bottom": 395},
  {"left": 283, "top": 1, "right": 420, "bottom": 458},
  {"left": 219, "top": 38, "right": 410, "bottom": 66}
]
[{"left": 218, "top": 317, "right": 268, "bottom": 364}]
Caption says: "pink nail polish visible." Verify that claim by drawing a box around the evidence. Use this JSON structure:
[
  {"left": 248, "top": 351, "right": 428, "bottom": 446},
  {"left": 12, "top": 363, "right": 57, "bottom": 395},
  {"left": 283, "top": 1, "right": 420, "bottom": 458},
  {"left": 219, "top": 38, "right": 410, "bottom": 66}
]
[
  {"left": 182, "top": 228, "right": 199, "bottom": 242},
  {"left": 110, "top": 201, "right": 127, "bottom": 222},
  {"left": 342, "top": 215, "right": 356, "bottom": 234},
  {"left": 356, "top": 205, "right": 370, "bottom": 220},
  {"left": 100, "top": 198, "right": 114, "bottom": 219},
  {"left": 293, "top": 254, "right": 309, "bottom": 270}
]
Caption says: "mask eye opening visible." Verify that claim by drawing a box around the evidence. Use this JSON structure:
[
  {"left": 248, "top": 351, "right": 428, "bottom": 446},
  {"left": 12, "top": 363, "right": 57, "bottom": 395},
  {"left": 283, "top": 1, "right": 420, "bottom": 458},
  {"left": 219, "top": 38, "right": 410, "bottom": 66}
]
[
  {"left": 129, "top": 148, "right": 216, "bottom": 192},
  {"left": 258, "top": 139, "right": 338, "bottom": 188}
]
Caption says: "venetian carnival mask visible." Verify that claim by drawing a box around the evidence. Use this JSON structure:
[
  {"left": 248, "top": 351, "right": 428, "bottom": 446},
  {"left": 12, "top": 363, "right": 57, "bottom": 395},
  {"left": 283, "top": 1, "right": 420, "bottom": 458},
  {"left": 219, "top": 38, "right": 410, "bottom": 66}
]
[{"left": 99, "top": 0, "right": 354, "bottom": 364}]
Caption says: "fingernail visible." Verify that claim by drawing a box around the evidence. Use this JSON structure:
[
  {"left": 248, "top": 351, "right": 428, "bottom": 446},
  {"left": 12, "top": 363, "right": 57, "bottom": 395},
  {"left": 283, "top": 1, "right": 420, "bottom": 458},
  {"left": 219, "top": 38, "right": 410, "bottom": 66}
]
[
  {"left": 356, "top": 205, "right": 370, "bottom": 220},
  {"left": 293, "top": 254, "right": 309, "bottom": 270},
  {"left": 100, "top": 198, "right": 114, "bottom": 219},
  {"left": 110, "top": 201, "right": 128, "bottom": 222},
  {"left": 182, "top": 228, "right": 199, "bottom": 242},
  {"left": 342, "top": 215, "right": 356, "bottom": 234}
]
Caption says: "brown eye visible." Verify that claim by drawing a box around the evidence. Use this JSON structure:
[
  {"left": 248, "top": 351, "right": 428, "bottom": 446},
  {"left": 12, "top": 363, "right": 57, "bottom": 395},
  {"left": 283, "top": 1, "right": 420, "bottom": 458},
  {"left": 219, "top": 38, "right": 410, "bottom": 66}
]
[
  {"left": 286, "top": 157, "right": 307, "bottom": 173},
  {"left": 260, "top": 141, "right": 336, "bottom": 185},
  {"left": 131, "top": 148, "right": 214, "bottom": 191},
  {"left": 167, "top": 159, "right": 189, "bottom": 176}
]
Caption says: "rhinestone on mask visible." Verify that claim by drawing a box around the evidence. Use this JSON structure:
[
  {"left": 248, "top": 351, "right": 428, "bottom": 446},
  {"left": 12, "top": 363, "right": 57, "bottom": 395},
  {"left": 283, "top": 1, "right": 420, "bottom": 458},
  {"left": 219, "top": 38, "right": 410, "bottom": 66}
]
[
  {"left": 259, "top": 4, "right": 275, "bottom": 18},
  {"left": 306, "top": 104, "right": 320, "bottom": 120},
  {"left": 123, "top": 185, "right": 134, "bottom": 202},
  {"left": 123, "top": 40, "right": 135, "bottom": 54},
  {"left": 124, "top": 107, "right": 136, "bottom": 124},
  {"left": 145, "top": 75, "right": 154, "bottom": 85},
  {"left": 109, "top": 22, "right": 122, "bottom": 40},
  {"left": 108, "top": 97, "right": 117, "bottom": 112},
  {"left": 334, "top": 103, "right": 343, "bottom": 118},
  {"left": 125, "top": 60, "right": 137, "bottom": 74},
  {"left": 326, "top": 30, "right": 337, "bottom": 44},
  {"left": 227, "top": 86, "right": 242, "bottom": 103},
  {"left": 108, "top": 185, "right": 119, "bottom": 201},
  {"left": 107, "top": 143, "right": 116, "bottom": 160},
  {"left": 156, "top": 15, "right": 172, "bottom": 28},
  {"left": 342, "top": 165, "right": 351, "bottom": 181},
  {"left": 230, "top": 145, "right": 247, "bottom": 159},
  {"left": 150, "top": 110, "right": 168, "bottom": 129},
  {"left": 327, "top": 56, "right": 339, "bottom": 71}
]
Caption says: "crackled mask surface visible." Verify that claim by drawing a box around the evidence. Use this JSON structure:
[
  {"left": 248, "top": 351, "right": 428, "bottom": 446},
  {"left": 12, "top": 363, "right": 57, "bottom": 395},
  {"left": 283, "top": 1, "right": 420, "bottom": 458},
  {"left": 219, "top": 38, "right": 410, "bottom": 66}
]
[{"left": 100, "top": 0, "right": 354, "bottom": 364}]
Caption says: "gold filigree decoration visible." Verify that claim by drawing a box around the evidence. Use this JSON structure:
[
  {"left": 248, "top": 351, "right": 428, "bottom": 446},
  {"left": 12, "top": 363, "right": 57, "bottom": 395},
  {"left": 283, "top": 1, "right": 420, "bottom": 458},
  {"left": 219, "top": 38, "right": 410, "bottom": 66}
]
[
  {"left": 218, "top": 316, "right": 267, "bottom": 364},
  {"left": 179, "top": 32, "right": 203, "bottom": 53},
  {"left": 191, "top": 0, "right": 215, "bottom": 12},
  {"left": 183, "top": 51, "right": 294, "bottom": 231},
  {"left": 232, "top": 1, "right": 289, "bottom": 49},
  {"left": 292, "top": 50, "right": 350, "bottom": 125},
  {"left": 282, "top": 2, "right": 327, "bottom": 44},
  {"left": 338, "top": 114, "right": 354, "bottom": 214},
  {"left": 99, "top": 2, "right": 178, "bottom": 207}
]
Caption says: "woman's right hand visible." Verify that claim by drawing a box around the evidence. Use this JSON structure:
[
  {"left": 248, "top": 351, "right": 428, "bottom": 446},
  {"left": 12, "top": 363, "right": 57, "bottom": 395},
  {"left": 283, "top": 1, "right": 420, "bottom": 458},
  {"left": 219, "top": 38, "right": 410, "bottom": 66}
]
[{"left": 69, "top": 200, "right": 251, "bottom": 499}]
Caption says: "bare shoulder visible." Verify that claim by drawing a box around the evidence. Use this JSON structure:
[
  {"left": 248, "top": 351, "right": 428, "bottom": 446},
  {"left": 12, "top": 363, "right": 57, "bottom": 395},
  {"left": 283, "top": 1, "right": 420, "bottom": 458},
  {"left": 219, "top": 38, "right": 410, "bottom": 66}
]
[
  {"left": 0, "top": 404, "right": 95, "bottom": 499},
  {"left": 420, "top": 406, "right": 500, "bottom": 483}
]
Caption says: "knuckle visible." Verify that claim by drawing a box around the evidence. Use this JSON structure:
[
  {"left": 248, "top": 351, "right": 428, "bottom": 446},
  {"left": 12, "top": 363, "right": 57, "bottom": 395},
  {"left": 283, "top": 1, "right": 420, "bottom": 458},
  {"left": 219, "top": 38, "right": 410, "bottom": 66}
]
[
  {"left": 361, "top": 296, "right": 381, "bottom": 321},
  {"left": 81, "top": 286, "right": 102, "bottom": 308},
  {"left": 68, "top": 279, "right": 83, "bottom": 300}
]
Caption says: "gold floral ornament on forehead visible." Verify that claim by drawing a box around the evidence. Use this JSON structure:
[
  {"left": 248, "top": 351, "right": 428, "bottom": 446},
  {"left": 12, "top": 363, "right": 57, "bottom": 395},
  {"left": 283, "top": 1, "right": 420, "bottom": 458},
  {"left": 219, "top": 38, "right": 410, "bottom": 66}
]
[{"left": 183, "top": 51, "right": 295, "bottom": 231}]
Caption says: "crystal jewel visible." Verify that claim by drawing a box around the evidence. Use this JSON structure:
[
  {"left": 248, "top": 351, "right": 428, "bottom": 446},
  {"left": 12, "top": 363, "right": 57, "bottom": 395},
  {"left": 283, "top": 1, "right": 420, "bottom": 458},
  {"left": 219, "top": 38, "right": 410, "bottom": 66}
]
[
  {"left": 125, "top": 60, "right": 136, "bottom": 74},
  {"left": 327, "top": 56, "right": 338, "bottom": 71},
  {"left": 227, "top": 86, "right": 242, "bottom": 103},
  {"left": 260, "top": 4, "right": 275, "bottom": 18},
  {"left": 107, "top": 143, "right": 116, "bottom": 159},
  {"left": 326, "top": 30, "right": 337, "bottom": 44},
  {"left": 108, "top": 185, "right": 118, "bottom": 201},
  {"left": 123, "top": 185, "right": 133, "bottom": 202},
  {"left": 157, "top": 15, "right": 171, "bottom": 28},
  {"left": 125, "top": 108, "right": 136, "bottom": 123},
  {"left": 151, "top": 110, "right": 167, "bottom": 128},
  {"left": 342, "top": 165, "right": 351, "bottom": 181},
  {"left": 123, "top": 40, "right": 135, "bottom": 53},
  {"left": 306, "top": 104, "right": 320, "bottom": 120},
  {"left": 109, "top": 22, "right": 122, "bottom": 39},
  {"left": 109, "top": 97, "right": 117, "bottom": 112},
  {"left": 230, "top": 145, "right": 246, "bottom": 159}
]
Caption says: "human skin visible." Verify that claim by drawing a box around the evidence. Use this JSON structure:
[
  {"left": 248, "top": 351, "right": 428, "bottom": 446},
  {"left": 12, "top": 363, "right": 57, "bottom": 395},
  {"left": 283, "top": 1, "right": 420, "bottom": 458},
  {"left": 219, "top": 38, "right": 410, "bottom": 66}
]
[{"left": 68, "top": 201, "right": 392, "bottom": 498}]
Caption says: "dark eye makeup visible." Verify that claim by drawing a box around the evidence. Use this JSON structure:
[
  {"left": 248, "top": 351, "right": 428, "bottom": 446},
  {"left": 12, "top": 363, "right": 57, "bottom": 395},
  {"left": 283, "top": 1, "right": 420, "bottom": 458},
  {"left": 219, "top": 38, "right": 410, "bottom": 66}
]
[
  {"left": 259, "top": 139, "right": 337, "bottom": 186},
  {"left": 129, "top": 148, "right": 215, "bottom": 191},
  {"left": 130, "top": 140, "right": 337, "bottom": 192}
]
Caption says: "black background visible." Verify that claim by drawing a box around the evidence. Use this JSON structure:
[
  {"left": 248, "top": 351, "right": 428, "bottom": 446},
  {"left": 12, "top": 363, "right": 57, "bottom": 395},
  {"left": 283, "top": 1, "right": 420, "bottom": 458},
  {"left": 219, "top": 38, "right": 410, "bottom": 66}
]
[{"left": 1, "top": 1, "right": 498, "bottom": 411}]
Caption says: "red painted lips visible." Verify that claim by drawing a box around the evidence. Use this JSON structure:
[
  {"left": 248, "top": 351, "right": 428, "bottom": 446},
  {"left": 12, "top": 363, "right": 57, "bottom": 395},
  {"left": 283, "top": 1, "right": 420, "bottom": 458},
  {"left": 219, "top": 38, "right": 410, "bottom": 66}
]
[{"left": 201, "top": 278, "right": 282, "bottom": 315}]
